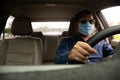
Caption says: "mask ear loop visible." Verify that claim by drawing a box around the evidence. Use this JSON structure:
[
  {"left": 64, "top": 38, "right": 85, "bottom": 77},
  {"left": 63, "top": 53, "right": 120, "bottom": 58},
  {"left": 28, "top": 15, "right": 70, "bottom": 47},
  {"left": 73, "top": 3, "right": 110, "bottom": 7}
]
[{"left": 90, "top": 26, "right": 97, "bottom": 37}]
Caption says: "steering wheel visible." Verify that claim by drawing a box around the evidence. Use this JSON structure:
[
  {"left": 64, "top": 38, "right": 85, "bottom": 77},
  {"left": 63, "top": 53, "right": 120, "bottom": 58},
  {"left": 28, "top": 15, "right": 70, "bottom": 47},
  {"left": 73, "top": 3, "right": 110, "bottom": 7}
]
[{"left": 87, "top": 25, "right": 120, "bottom": 47}]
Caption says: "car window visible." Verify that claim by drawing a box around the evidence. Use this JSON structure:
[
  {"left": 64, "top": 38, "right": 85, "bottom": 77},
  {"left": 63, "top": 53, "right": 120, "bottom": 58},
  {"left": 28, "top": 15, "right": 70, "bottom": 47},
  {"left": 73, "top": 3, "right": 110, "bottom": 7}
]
[
  {"left": 101, "top": 6, "right": 120, "bottom": 41},
  {"left": 2, "top": 16, "right": 70, "bottom": 40},
  {"left": 1, "top": 16, "right": 14, "bottom": 40},
  {"left": 32, "top": 22, "right": 70, "bottom": 35}
]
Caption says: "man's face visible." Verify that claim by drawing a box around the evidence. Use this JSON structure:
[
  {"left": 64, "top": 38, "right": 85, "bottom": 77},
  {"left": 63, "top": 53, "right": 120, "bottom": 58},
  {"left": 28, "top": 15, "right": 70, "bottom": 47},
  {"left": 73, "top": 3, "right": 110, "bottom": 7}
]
[{"left": 75, "top": 14, "right": 96, "bottom": 36}]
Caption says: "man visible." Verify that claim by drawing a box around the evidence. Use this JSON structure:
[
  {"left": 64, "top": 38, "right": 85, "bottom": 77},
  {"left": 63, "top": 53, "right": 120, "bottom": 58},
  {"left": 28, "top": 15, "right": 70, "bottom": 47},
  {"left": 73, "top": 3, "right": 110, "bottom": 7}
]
[{"left": 55, "top": 10, "right": 114, "bottom": 64}]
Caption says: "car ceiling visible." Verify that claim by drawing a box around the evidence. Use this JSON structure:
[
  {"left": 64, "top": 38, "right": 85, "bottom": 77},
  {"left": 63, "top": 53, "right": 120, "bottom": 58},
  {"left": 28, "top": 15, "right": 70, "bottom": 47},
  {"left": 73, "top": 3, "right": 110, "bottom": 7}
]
[{"left": 1, "top": 0, "right": 120, "bottom": 21}]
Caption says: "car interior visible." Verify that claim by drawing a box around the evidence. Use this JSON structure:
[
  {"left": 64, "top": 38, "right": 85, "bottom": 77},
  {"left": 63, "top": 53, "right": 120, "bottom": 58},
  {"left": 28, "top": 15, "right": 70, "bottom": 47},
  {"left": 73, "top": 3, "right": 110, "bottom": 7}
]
[{"left": 0, "top": 0, "right": 120, "bottom": 80}]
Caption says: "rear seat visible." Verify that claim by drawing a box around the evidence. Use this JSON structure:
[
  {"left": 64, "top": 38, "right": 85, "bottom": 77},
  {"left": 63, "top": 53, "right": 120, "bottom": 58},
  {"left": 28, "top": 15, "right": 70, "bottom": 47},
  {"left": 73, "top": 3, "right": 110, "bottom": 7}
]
[
  {"left": 32, "top": 31, "right": 69, "bottom": 64},
  {"left": 43, "top": 35, "right": 60, "bottom": 64},
  {"left": 33, "top": 32, "right": 61, "bottom": 64},
  {"left": 33, "top": 31, "right": 45, "bottom": 48},
  {"left": 33, "top": 31, "right": 45, "bottom": 43}
]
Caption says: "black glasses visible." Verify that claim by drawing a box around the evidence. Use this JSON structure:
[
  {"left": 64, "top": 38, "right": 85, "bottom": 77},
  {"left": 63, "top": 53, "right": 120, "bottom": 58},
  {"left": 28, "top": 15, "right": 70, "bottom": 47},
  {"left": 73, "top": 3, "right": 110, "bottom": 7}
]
[{"left": 79, "top": 19, "right": 95, "bottom": 24}]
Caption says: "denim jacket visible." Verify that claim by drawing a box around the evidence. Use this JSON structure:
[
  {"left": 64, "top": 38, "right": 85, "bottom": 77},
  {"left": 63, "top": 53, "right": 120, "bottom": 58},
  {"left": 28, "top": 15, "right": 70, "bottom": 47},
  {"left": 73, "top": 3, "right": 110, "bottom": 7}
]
[{"left": 55, "top": 36, "right": 114, "bottom": 64}]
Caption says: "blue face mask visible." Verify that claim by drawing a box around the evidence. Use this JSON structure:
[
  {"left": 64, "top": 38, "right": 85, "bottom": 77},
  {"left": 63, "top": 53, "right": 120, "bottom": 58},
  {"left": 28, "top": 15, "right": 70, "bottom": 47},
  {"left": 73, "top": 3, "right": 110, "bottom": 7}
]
[{"left": 79, "top": 22, "right": 94, "bottom": 35}]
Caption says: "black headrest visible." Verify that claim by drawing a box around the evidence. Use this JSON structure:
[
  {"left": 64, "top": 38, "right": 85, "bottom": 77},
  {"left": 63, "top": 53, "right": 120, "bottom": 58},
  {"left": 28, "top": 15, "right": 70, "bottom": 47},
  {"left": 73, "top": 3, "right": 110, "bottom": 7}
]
[{"left": 11, "top": 17, "right": 33, "bottom": 36}]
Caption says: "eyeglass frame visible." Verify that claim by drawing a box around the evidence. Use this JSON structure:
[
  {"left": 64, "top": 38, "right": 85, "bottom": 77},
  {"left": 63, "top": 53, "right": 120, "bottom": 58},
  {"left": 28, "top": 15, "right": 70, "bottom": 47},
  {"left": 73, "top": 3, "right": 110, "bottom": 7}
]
[{"left": 79, "top": 19, "right": 96, "bottom": 24}]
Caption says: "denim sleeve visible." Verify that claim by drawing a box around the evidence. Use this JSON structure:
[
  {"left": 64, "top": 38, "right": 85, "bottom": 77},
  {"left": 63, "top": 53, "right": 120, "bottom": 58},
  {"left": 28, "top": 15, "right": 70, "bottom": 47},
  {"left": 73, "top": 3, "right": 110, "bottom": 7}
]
[
  {"left": 55, "top": 39, "right": 71, "bottom": 64},
  {"left": 102, "top": 40, "right": 114, "bottom": 57}
]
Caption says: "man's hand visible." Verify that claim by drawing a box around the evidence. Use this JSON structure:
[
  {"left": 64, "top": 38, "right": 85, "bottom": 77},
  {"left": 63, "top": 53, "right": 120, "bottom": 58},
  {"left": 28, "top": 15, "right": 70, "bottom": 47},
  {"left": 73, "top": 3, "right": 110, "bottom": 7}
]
[{"left": 68, "top": 41, "right": 96, "bottom": 63}]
